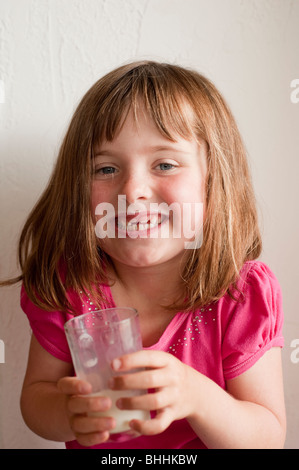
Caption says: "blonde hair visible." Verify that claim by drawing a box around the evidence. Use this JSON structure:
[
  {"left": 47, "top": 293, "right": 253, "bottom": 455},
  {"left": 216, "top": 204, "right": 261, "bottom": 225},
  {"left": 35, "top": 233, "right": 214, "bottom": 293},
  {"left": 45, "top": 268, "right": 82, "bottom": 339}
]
[{"left": 3, "top": 61, "right": 261, "bottom": 312}]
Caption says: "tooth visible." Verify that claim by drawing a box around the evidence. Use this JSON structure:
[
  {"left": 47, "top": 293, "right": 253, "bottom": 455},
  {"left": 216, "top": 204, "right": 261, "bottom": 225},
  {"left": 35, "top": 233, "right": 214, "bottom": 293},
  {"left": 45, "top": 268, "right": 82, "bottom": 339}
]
[
  {"left": 150, "top": 215, "right": 158, "bottom": 225},
  {"left": 117, "top": 213, "right": 163, "bottom": 233}
]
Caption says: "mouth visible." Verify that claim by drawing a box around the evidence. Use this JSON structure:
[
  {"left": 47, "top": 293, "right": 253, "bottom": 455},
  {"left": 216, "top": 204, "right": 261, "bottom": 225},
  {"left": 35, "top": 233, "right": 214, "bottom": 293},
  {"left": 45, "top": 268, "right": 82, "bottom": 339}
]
[{"left": 116, "top": 212, "right": 167, "bottom": 236}]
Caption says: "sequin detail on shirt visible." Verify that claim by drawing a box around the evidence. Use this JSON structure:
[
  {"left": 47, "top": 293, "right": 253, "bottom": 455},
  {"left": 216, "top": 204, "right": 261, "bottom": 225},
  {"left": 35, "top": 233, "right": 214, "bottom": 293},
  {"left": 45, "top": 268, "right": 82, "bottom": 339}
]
[{"left": 168, "top": 307, "right": 216, "bottom": 355}]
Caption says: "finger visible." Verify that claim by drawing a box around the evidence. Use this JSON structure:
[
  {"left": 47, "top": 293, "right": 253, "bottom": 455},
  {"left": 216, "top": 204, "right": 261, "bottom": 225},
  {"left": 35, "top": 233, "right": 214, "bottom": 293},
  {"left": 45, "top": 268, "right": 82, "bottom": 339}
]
[
  {"left": 68, "top": 394, "right": 112, "bottom": 415},
  {"left": 111, "top": 350, "right": 171, "bottom": 373},
  {"left": 75, "top": 430, "right": 110, "bottom": 447},
  {"left": 111, "top": 367, "right": 171, "bottom": 391},
  {"left": 130, "top": 408, "right": 172, "bottom": 436},
  {"left": 117, "top": 389, "right": 171, "bottom": 411},
  {"left": 57, "top": 376, "right": 92, "bottom": 395},
  {"left": 72, "top": 415, "right": 116, "bottom": 435}
]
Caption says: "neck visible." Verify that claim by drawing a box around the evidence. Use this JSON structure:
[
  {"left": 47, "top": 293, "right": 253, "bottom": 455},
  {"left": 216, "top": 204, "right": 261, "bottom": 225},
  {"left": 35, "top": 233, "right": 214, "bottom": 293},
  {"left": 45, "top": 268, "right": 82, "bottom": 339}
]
[{"left": 108, "top": 254, "right": 186, "bottom": 308}]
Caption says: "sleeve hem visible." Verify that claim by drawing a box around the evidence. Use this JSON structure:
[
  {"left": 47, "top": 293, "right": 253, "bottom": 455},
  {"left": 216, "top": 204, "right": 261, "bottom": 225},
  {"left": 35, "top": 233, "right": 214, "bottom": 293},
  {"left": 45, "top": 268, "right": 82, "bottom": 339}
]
[
  {"left": 32, "top": 327, "right": 72, "bottom": 363},
  {"left": 223, "top": 336, "right": 284, "bottom": 381}
]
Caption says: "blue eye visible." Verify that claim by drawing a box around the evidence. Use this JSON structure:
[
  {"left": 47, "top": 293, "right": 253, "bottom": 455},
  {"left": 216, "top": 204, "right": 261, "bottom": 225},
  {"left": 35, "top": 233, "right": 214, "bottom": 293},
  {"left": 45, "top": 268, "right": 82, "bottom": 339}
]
[
  {"left": 158, "top": 163, "right": 176, "bottom": 171},
  {"left": 101, "top": 167, "right": 115, "bottom": 174},
  {"left": 95, "top": 166, "right": 116, "bottom": 175}
]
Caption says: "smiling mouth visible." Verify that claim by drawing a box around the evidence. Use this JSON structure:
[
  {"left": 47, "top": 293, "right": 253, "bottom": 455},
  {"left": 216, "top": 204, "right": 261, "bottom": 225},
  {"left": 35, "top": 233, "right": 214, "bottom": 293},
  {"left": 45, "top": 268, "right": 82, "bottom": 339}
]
[{"left": 116, "top": 213, "right": 166, "bottom": 234}]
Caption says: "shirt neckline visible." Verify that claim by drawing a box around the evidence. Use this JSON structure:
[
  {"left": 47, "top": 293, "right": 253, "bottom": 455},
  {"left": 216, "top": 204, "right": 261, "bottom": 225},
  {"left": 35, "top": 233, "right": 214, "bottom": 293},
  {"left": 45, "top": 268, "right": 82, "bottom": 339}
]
[{"left": 102, "top": 282, "right": 189, "bottom": 349}]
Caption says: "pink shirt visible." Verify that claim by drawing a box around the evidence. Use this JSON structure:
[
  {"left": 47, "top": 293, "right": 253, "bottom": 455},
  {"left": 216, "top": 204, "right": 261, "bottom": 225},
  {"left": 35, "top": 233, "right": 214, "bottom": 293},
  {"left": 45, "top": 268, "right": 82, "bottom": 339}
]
[{"left": 21, "top": 260, "right": 284, "bottom": 449}]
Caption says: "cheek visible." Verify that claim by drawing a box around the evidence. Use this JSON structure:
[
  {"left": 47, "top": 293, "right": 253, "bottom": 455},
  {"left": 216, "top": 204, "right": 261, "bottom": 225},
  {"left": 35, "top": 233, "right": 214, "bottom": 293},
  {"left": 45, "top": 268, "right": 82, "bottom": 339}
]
[
  {"left": 164, "top": 175, "right": 205, "bottom": 239},
  {"left": 165, "top": 174, "right": 205, "bottom": 205},
  {"left": 91, "top": 182, "right": 111, "bottom": 216}
]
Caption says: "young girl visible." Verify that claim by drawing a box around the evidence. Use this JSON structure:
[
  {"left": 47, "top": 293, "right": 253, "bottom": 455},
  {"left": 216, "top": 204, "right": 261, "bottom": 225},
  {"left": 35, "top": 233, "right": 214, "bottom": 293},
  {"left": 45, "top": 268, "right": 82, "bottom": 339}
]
[{"left": 8, "top": 61, "right": 286, "bottom": 448}]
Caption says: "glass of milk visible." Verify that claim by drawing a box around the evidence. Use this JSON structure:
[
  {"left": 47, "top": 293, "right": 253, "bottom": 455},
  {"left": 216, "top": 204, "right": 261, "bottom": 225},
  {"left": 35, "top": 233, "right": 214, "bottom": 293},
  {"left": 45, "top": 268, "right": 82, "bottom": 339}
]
[{"left": 64, "top": 307, "right": 150, "bottom": 442}]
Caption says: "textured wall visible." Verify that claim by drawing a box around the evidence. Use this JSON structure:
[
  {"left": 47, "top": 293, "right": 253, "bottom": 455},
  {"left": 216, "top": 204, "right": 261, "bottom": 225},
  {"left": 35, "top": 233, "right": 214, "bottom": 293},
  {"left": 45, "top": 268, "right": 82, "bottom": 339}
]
[{"left": 0, "top": 0, "right": 298, "bottom": 449}]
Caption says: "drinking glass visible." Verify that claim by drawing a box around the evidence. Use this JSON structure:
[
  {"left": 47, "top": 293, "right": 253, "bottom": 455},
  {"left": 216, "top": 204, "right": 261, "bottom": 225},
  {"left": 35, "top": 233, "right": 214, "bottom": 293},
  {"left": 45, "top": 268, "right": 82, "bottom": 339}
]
[{"left": 64, "top": 307, "right": 150, "bottom": 442}]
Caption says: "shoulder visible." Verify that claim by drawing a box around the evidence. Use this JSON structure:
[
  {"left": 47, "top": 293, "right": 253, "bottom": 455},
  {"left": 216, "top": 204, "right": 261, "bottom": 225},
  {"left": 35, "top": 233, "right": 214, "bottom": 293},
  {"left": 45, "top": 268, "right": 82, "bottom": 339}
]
[
  {"left": 225, "top": 260, "right": 283, "bottom": 312},
  {"left": 224, "top": 259, "right": 284, "bottom": 327},
  {"left": 221, "top": 260, "right": 284, "bottom": 380},
  {"left": 20, "top": 281, "right": 113, "bottom": 363},
  {"left": 239, "top": 260, "right": 282, "bottom": 293},
  {"left": 20, "top": 284, "right": 74, "bottom": 363}
]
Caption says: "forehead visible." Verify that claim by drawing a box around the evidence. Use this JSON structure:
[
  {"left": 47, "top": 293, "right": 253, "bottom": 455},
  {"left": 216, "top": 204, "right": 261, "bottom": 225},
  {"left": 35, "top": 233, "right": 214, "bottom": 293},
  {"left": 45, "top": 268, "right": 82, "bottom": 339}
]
[
  {"left": 93, "top": 97, "right": 200, "bottom": 151},
  {"left": 94, "top": 102, "right": 200, "bottom": 153}
]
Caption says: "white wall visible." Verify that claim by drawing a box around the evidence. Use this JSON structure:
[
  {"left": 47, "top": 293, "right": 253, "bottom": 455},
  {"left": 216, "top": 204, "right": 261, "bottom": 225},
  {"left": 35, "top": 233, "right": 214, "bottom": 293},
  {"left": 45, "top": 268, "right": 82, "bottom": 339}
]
[{"left": 0, "top": 0, "right": 298, "bottom": 449}]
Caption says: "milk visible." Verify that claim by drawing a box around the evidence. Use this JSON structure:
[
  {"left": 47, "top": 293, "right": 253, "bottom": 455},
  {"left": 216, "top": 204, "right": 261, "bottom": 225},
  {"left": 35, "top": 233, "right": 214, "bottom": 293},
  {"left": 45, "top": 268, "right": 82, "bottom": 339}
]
[{"left": 88, "top": 389, "right": 150, "bottom": 434}]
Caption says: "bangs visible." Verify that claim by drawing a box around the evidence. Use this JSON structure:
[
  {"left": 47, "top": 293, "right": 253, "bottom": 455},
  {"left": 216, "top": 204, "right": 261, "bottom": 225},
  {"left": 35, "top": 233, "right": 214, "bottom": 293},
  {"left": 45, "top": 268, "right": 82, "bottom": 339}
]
[{"left": 91, "top": 62, "right": 201, "bottom": 146}]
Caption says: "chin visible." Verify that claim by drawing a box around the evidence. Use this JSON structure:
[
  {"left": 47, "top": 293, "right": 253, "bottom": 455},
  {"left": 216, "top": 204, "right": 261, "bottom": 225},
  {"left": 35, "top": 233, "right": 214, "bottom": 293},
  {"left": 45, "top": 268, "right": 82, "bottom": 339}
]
[{"left": 108, "top": 242, "right": 185, "bottom": 268}]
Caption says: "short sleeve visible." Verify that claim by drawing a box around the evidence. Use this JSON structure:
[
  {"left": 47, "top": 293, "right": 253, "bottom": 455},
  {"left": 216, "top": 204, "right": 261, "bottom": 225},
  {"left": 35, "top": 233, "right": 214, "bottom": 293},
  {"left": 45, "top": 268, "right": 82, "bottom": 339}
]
[
  {"left": 222, "top": 262, "right": 284, "bottom": 380},
  {"left": 21, "top": 284, "right": 73, "bottom": 363}
]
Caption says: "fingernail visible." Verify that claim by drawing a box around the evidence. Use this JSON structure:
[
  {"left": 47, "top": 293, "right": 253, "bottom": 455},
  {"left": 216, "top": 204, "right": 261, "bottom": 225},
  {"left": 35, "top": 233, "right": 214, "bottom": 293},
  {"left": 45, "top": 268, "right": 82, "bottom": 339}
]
[
  {"left": 101, "top": 397, "right": 111, "bottom": 409},
  {"left": 116, "top": 399, "right": 123, "bottom": 409},
  {"left": 112, "top": 358, "right": 122, "bottom": 371}
]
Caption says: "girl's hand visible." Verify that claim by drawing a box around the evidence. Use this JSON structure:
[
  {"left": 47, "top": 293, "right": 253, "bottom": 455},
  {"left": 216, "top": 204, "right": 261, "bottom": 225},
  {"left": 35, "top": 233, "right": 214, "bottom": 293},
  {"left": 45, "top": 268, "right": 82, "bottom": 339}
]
[
  {"left": 109, "top": 350, "right": 197, "bottom": 436},
  {"left": 57, "top": 377, "right": 116, "bottom": 447}
]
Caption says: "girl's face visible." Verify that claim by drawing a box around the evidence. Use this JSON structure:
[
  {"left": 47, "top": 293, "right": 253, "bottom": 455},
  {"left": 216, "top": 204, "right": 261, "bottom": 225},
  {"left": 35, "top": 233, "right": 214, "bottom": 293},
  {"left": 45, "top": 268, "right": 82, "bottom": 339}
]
[{"left": 91, "top": 106, "right": 207, "bottom": 269}]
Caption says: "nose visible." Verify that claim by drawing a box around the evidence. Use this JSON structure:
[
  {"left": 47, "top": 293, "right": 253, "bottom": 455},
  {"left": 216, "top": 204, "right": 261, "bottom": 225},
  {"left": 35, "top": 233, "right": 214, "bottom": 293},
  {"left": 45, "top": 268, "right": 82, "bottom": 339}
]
[{"left": 121, "top": 168, "right": 153, "bottom": 204}]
